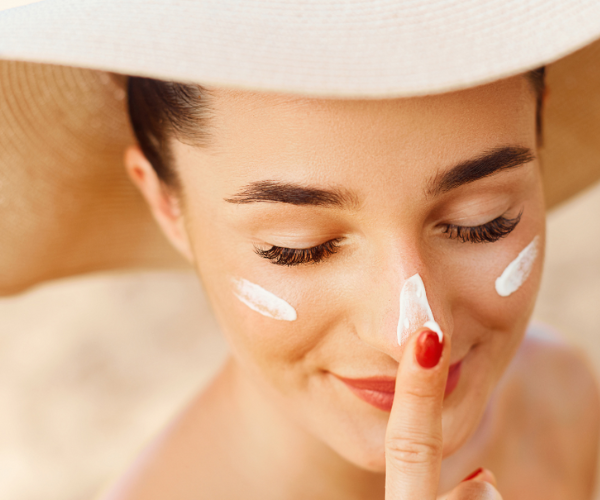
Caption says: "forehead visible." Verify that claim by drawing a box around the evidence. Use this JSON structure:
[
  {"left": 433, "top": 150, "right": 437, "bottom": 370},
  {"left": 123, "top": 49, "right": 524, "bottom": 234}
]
[
  {"left": 177, "top": 76, "right": 536, "bottom": 194},
  {"left": 208, "top": 75, "right": 534, "bottom": 152}
]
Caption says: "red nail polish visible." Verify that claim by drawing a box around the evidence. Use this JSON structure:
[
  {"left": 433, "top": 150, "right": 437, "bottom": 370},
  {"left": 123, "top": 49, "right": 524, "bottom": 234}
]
[
  {"left": 461, "top": 467, "right": 484, "bottom": 482},
  {"left": 415, "top": 329, "right": 443, "bottom": 368}
]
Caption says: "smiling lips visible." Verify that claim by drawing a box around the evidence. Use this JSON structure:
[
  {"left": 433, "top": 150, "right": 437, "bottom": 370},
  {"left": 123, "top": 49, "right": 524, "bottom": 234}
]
[{"left": 337, "top": 361, "right": 462, "bottom": 412}]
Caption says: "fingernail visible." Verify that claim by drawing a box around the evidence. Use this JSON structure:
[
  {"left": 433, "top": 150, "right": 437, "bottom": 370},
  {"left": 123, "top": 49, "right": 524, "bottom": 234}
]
[
  {"left": 415, "top": 329, "right": 443, "bottom": 368},
  {"left": 461, "top": 467, "right": 484, "bottom": 482}
]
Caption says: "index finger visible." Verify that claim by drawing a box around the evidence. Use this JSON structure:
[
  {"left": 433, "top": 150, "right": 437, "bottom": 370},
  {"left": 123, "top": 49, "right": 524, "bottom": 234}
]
[{"left": 385, "top": 326, "right": 451, "bottom": 500}]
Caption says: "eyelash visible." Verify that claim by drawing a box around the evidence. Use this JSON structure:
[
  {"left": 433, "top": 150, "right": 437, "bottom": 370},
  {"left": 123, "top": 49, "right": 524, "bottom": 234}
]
[
  {"left": 255, "top": 238, "right": 342, "bottom": 266},
  {"left": 442, "top": 210, "right": 523, "bottom": 243},
  {"left": 257, "top": 211, "right": 522, "bottom": 266}
]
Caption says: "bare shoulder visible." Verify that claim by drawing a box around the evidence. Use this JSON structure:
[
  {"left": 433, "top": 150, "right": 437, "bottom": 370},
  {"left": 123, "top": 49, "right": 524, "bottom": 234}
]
[
  {"left": 492, "top": 323, "right": 600, "bottom": 499},
  {"left": 510, "top": 323, "right": 600, "bottom": 428}
]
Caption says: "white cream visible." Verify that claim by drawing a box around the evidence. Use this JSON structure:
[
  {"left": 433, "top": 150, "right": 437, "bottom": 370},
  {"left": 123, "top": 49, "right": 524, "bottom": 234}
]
[
  {"left": 397, "top": 273, "right": 443, "bottom": 346},
  {"left": 495, "top": 236, "right": 539, "bottom": 297},
  {"left": 232, "top": 278, "right": 297, "bottom": 321}
]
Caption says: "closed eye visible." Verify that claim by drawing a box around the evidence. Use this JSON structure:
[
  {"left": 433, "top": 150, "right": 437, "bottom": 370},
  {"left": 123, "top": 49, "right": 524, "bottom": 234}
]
[
  {"left": 256, "top": 210, "right": 522, "bottom": 267},
  {"left": 255, "top": 238, "right": 342, "bottom": 266},
  {"left": 442, "top": 210, "right": 523, "bottom": 243}
]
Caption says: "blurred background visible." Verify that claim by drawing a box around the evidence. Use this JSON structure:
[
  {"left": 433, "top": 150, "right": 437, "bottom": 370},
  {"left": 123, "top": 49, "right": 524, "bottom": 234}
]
[
  {"left": 1, "top": 181, "right": 600, "bottom": 500},
  {"left": 0, "top": 0, "right": 40, "bottom": 10}
]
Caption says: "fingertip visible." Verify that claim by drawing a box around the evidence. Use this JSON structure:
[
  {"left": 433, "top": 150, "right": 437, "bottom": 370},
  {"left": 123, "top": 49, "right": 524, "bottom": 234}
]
[{"left": 415, "top": 328, "right": 444, "bottom": 369}]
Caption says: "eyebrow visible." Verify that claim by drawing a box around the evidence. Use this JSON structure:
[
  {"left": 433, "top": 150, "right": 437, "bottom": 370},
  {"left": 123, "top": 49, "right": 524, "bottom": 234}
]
[
  {"left": 224, "top": 146, "right": 535, "bottom": 209},
  {"left": 224, "top": 180, "right": 359, "bottom": 208},
  {"left": 426, "top": 146, "right": 535, "bottom": 197}
]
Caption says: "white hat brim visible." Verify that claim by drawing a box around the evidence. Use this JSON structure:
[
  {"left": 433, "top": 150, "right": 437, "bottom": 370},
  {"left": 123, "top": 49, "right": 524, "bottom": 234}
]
[{"left": 2, "top": 0, "right": 600, "bottom": 97}]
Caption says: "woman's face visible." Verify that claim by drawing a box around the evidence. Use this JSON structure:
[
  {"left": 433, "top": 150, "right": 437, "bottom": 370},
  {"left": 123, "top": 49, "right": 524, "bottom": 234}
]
[{"left": 137, "top": 75, "right": 545, "bottom": 471}]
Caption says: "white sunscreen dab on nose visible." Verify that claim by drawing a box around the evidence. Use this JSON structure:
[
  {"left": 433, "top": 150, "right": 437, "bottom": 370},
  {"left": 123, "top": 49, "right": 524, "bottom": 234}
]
[
  {"left": 495, "top": 236, "right": 539, "bottom": 297},
  {"left": 232, "top": 278, "right": 297, "bottom": 321},
  {"left": 397, "top": 273, "right": 443, "bottom": 346}
]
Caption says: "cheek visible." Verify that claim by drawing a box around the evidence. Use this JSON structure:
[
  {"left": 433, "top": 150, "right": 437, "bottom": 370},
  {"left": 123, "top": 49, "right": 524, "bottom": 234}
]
[
  {"left": 182, "top": 212, "right": 343, "bottom": 392},
  {"left": 494, "top": 236, "right": 540, "bottom": 298},
  {"left": 231, "top": 278, "right": 297, "bottom": 321},
  {"left": 204, "top": 267, "right": 338, "bottom": 389},
  {"left": 442, "top": 233, "right": 544, "bottom": 347}
]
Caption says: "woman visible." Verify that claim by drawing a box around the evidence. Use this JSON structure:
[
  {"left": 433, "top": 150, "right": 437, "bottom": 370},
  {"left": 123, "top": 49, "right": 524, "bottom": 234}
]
[
  {"left": 1, "top": 1, "right": 600, "bottom": 499},
  {"left": 96, "top": 70, "right": 597, "bottom": 500}
]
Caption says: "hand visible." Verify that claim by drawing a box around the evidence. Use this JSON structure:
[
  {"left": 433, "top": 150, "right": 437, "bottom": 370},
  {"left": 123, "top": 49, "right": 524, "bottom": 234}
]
[{"left": 385, "top": 328, "right": 502, "bottom": 499}]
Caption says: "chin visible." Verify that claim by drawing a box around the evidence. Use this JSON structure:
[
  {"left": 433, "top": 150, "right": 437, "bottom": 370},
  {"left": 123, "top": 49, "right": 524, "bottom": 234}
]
[
  {"left": 330, "top": 395, "right": 487, "bottom": 472},
  {"left": 358, "top": 457, "right": 387, "bottom": 473},
  {"left": 341, "top": 444, "right": 387, "bottom": 473},
  {"left": 317, "top": 419, "right": 390, "bottom": 472},
  {"left": 441, "top": 394, "right": 490, "bottom": 459}
]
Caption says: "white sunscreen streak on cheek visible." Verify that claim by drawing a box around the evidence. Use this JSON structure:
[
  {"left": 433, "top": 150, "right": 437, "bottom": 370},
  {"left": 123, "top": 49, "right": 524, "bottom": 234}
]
[
  {"left": 495, "top": 236, "right": 539, "bottom": 297},
  {"left": 397, "top": 273, "right": 443, "bottom": 346},
  {"left": 232, "top": 278, "right": 297, "bottom": 321}
]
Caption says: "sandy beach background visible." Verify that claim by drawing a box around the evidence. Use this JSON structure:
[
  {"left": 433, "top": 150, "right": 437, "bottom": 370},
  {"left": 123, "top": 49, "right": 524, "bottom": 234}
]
[{"left": 1, "top": 181, "right": 600, "bottom": 500}]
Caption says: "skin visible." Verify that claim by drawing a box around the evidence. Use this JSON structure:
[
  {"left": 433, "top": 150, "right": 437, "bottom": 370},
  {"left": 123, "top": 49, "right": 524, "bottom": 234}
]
[{"left": 106, "top": 75, "right": 600, "bottom": 499}]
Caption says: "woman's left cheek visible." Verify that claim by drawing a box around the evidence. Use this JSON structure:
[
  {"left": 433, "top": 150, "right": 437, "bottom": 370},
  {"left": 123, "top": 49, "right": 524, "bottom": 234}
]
[
  {"left": 494, "top": 235, "right": 540, "bottom": 298},
  {"left": 446, "top": 234, "right": 544, "bottom": 339}
]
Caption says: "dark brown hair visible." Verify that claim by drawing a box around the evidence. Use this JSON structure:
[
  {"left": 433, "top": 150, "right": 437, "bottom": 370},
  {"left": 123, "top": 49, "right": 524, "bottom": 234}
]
[
  {"left": 127, "top": 77, "right": 211, "bottom": 189},
  {"left": 527, "top": 67, "right": 546, "bottom": 139},
  {"left": 127, "top": 68, "right": 546, "bottom": 187}
]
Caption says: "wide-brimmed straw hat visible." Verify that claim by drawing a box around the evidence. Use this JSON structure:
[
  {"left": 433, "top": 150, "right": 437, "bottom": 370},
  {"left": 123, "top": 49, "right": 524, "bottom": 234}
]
[{"left": 1, "top": 0, "right": 600, "bottom": 296}]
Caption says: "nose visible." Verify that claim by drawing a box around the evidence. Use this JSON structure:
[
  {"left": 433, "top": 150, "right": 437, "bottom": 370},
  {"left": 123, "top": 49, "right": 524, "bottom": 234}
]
[
  {"left": 351, "top": 255, "right": 447, "bottom": 362},
  {"left": 397, "top": 273, "right": 443, "bottom": 346}
]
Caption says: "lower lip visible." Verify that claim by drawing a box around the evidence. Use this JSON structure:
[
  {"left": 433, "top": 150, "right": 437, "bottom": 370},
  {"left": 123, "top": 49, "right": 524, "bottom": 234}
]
[
  {"left": 445, "top": 361, "right": 462, "bottom": 397},
  {"left": 338, "top": 361, "right": 462, "bottom": 412}
]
